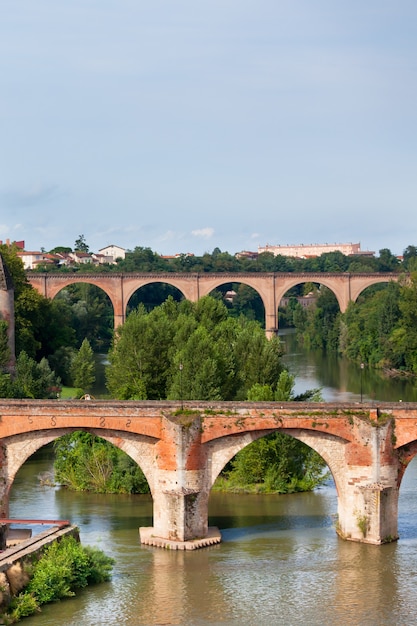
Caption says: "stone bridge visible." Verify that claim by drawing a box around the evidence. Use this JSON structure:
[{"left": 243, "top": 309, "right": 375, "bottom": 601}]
[
  {"left": 27, "top": 272, "right": 401, "bottom": 336},
  {"left": 1, "top": 399, "right": 416, "bottom": 548}
]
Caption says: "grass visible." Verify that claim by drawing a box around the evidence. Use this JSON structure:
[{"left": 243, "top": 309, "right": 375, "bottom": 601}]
[{"left": 59, "top": 387, "right": 82, "bottom": 399}]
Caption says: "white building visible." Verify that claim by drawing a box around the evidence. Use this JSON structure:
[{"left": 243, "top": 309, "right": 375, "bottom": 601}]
[
  {"left": 258, "top": 242, "right": 374, "bottom": 258},
  {"left": 97, "top": 245, "right": 126, "bottom": 263}
]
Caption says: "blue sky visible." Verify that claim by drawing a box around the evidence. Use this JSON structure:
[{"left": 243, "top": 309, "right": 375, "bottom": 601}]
[{"left": 1, "top": 1, "right": 416, "bottom": 256}]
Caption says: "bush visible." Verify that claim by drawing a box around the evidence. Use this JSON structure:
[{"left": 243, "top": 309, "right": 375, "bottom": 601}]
[{"left": 1, "top": 535, "right": 114, "bottom": 623}]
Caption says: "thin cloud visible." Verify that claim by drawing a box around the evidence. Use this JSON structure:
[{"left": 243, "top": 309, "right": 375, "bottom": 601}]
[
  {"left": 191, "top": 228, "right": 214, "bottom": 240},
  {"left": 0, "top": 184, "right": 63, "bottom": 208}
]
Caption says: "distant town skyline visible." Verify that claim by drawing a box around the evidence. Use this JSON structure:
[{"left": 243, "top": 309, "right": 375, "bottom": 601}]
[{"left": 1, "top": 2, "right": 416, "bottom": 258}]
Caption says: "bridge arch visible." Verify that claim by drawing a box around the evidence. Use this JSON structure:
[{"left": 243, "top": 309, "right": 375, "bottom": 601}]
[
  {"left": 2, "top": 427, "right": 158, "bottom": 517},
  {"left": 125, "top": 280, "right": 185, "bottom": 314},
  {"left": 192, "top": 274, "right": 274, "bottom": 335},
  {"left": 395, "top": 440, "right": 417, "bottom": 487},
  {"left": 274, "top": 275, "right": 345, "bottom": 315},
  {"left": 27, "top": 272, "right": 402, "bottom": 336},
  {"left": 29, "top": 274, "right": 121, "bottom": 330},
  {"left": 349, "top": 275, "right": 401, "bottom": 303},
  {"left": 205, "top": 427, "right": 347, "bottom": 496}
]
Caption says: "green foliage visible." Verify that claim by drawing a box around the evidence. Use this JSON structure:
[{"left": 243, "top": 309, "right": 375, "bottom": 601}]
[
  {"left": 107, "top": 296, "right": 284, "bottom": 401},
  {"left": 299, "top": 287, "right": 340, "bottom": 351},
  {"left": 0, "top": 351, "right": 61, "bottom": 399},
  {"left": 54, "top": 432, "right": 150, "bottom": 494},
  {"left": 70, "top": 338, "right": 95, "bottom": 391},
  {"left": 214, "top": 367, "right": 326, "bottom": 494},
  {"left": 216, "top": 432, "right": 328, "bottom": 494},
  {"left": 0, "top": 319, "right": 11, "bottom": 369},
  {"left": 2, "top": 536, "right": 114, "bottom": 623},
  {"left": 274, "top": 370, "right": 295, "bottom": 401},
  {"left": 48, "top": 345, "right": 77, "bottom": 386},
  {"left": 82, "top": 544, "right": 115, "bottom": 583},
  {"left": 293, "top": 272, "right": 417, "bottom": 376},
  {"left": 55, "top": 283, "right": 113, "bottom": 352},
  {"left": 5, "top": 591, "right": 39, "bottom": 622},
  {"left": 0, "top": 245, "right": 28, "bottom": 295},
  {"left": 341, "top": 282, "right": 402, "bottom": 366}
]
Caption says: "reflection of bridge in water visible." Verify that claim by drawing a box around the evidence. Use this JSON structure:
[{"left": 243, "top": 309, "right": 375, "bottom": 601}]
[
  {"left": 27, "top": 272, "right": 401, "bottom": 335},
  {"left": 1, "top": 399, "right": 416, "bottom": 548}
]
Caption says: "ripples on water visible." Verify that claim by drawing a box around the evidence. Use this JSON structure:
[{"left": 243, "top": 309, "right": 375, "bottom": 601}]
[
  {"left": 10, "top": 458, "right": 417, "bottom": 626},
  {"left": 9, "top": 364, "right": 417, "bottom": 626}
]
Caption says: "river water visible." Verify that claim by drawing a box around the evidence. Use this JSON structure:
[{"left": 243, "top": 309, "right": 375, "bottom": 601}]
[{"left": 9, "top": 338, "right": 417, "bottom": 626}]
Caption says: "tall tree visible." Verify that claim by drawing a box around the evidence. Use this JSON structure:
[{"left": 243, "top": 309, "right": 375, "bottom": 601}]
[
  {"left": 70, "top": 338, "right": 96, "bottom": 392},
  {"left": 74, "top": 234, "right": 89, "bottom": 253},
  {"left": 106, "top": 296, "right": 284, "bottom": 401},
  {"left": 0, "top": 320, "right": 10, "bottom": 369}
]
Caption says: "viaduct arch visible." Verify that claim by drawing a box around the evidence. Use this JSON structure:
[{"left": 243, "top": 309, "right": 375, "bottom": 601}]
[
  {"left": 27, "top": 272, "right": 401, "bottom": 336},
  {"left": 1, "top": 399, "right": 416, "bottom": 548}
]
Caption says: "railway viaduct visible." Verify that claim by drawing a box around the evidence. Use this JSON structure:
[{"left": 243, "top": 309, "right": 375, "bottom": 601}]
[
  {"left": 1, "top": 399, "right": 416, "bottom": 548},
  {"left": 27, "top": 272, "right": 401, "bottom": 336}
]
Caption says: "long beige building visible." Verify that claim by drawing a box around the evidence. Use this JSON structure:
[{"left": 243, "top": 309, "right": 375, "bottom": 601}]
[{"left": 258, "top": 242, "right": 374, "bottom": 258}]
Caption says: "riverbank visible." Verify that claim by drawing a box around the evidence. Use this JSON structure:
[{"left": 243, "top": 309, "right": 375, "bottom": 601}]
[{"left": 0, "top": 525, "right": 79, "bottom": 615}]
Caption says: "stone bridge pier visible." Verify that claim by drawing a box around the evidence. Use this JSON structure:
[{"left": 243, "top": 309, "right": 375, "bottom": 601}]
[
  {"left": 140, "top": 407, "right": 402, "bottom": 548},
  {"left": 140, "top": 412, "right": 219, "bottom": 548},
  {"left": 0, "top": 401, "right": 411, "bottom": 549}
]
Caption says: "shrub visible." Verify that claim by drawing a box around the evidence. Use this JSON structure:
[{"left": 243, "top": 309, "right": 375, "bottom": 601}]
[{"left": 1, "top": 536, "right": 114, "bottom": 623}]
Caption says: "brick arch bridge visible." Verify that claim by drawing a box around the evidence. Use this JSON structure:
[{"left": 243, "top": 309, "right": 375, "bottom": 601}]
[
  {"left": 27, "top": 272, "right": 401, "bottom": 337},
  {"left": 1, "top": 399, "right": 416, "bottom": 547}
]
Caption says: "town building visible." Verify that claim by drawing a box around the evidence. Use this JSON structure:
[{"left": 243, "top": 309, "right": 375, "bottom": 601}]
[
  {"left": 97, "top": 245, "right": 126, "bottom": 263},
  {"left": 257, "top": 242, "right": 374, "bottom": 258}
]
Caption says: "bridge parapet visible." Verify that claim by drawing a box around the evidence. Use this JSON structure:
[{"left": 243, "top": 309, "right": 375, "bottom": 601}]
[
  {"left": 1, "top": 400, "right": 415, "bottom": 547},
  {"left": 26, "top": 271, "right": 403, "bottom": 334}
]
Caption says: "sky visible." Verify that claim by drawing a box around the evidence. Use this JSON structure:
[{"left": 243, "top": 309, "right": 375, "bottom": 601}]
[{"left": 1, "top": 1, "right": 416, "bottom": 257}]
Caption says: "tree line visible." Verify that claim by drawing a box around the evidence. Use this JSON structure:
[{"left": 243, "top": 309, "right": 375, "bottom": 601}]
[
  {"left": 36, "top": 239, "right": 417, "bottom": 274},
  {"left": 2, "top": 240, "right": 417, "bottom": 495},
  {"left": 291, "top": 274, "right": 417, "bottom": 375}
]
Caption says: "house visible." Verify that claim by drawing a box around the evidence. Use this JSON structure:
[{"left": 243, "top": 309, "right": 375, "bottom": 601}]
[
  {"left": 17, "top": 250, "right": 50, "bottom": 270},
  {"left": 69, "top": 251, "right": 93, "bottom": 265},
  {"left": 97, "top": 245, "right": 126, "bottom": 263}
]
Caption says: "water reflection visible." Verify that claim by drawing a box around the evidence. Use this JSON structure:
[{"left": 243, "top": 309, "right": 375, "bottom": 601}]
[
  {"left": 280, "top": 329, "right": 417, "bottom": 402},
  {"left": 8, "top": 455, "right": 417, "bottom": 625}
]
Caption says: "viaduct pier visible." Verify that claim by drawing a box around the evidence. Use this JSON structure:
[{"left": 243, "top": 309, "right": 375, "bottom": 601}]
[{"left": 27, "top": 271, "right": 402, "bottom": 337}]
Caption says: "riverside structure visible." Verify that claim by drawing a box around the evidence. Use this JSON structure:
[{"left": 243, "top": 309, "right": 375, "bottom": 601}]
[
  {"left": 0, "top": 399, "right": 415, "bottom": 549},
  {"left": 27, "top": 271, "right": 402, "bottom": 337}
]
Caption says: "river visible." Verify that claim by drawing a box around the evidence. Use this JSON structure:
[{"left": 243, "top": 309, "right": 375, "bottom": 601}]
[{"left": 9, "top": 338, "right": 417, "bottom": 626}]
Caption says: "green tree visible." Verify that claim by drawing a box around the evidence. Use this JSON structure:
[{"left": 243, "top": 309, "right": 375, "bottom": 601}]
[
  {"left": 217, "top": 373, "right": 327, "bottom": 493},
  {"left": 106, "top": 296, "right": 284, "bottom": 401},
  {"left": 54, "top": 433, "right": 149, "bottom": 494},
  {"left": 9, "top": 351, "right": 60, "bottom": 399},
  {"left": 56, "top": 284, "right": 113, "bottom": 351},
  {"left": 391, "top": 274, "right": 417, "bottom": 372},
  {"left": 74, "top": 234, "right": 89, "bottom": 253},
  {"left": 70, "top": 338, "right": 95, "bottom": 392},
  {"left": 0, "top": 319, "right": 10, "bottom": 369},
  {"left": 403, "top": 245, "right": 417, "bottom": 271}
]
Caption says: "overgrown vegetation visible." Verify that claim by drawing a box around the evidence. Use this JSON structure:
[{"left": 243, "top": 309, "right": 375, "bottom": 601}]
[
  {"left": 54, "top": 432, "right": 150, "bottom": 494},
  {"left": 293, "top": 273, "right": 417, "bottom": 375},
  {"left": 1, "top": 535, "right": 114, "bottom": 624},
  {"left": 4, "top": 242, "right": 417, "bottom": 496},
  {"left": 106, "top": 296, "right": 285, "bottom": 401},
  {"left": 213, "top": 432, "right": 329, "bottom": 494}
]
